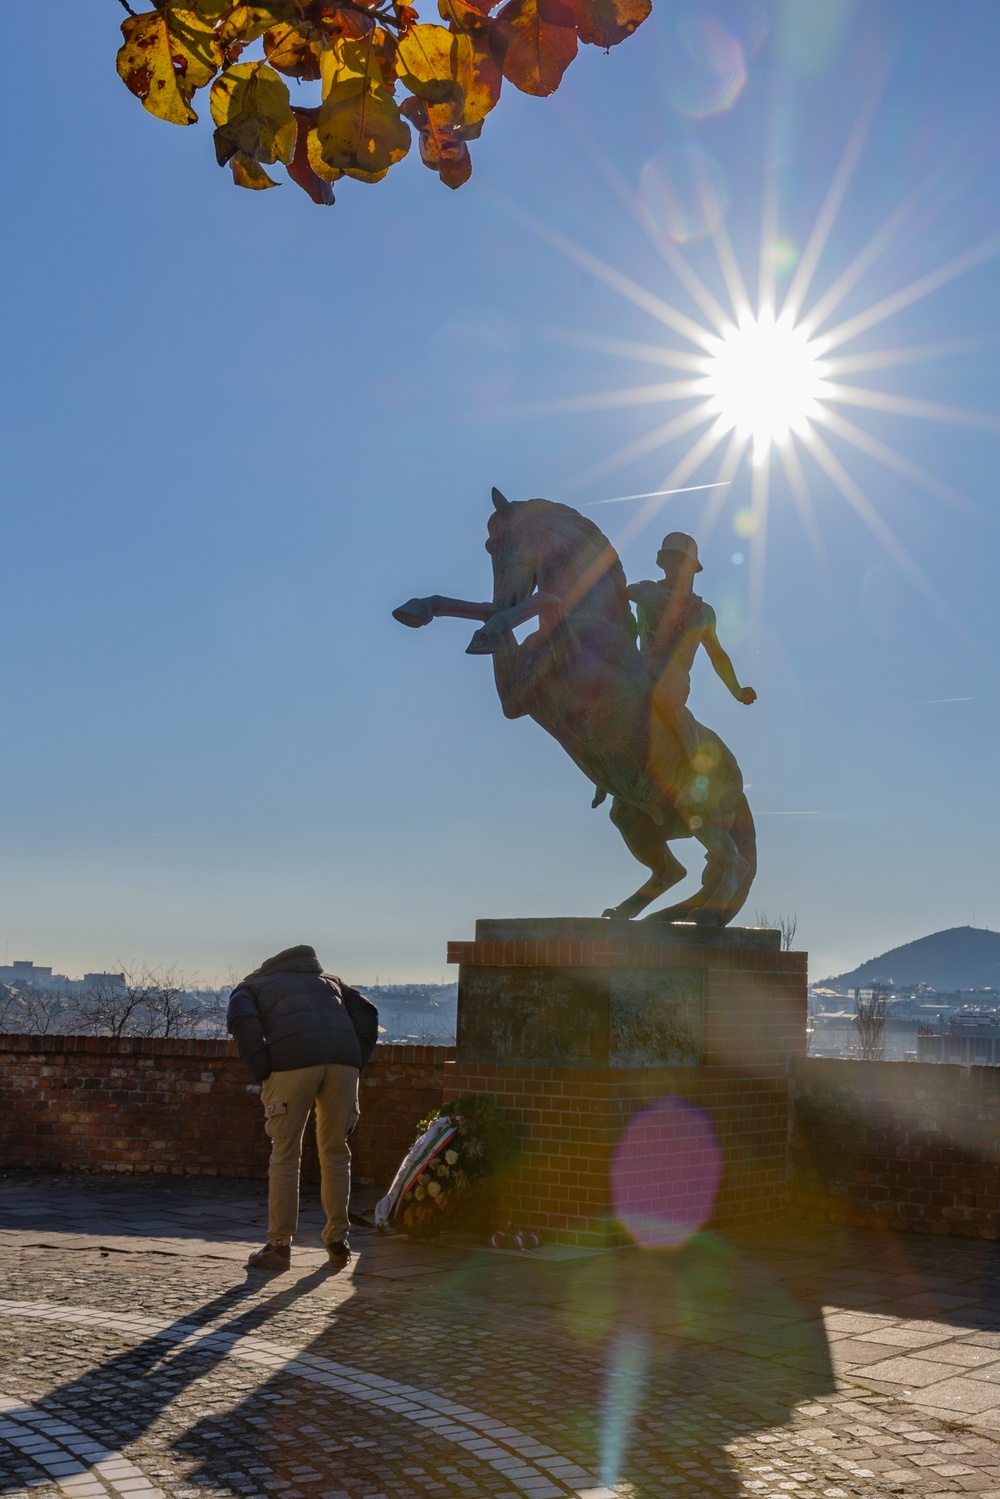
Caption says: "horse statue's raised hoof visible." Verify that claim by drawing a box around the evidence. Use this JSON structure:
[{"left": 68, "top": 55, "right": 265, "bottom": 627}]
[
  {"left": 466, "top": 625, "right": 500, "bottom": 655},
  {"left": 393, "top": 598, "right": 435, "bottom": 628}
]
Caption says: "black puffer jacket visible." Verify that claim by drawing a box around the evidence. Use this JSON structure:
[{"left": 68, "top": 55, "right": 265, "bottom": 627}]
[{"left": 226, "top": 945, "right": 379, "bottom": 1082}]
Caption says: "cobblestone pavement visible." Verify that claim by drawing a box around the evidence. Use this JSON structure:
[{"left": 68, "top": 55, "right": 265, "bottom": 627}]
[{"left": 3, "top": 1176, "right": 1000, "bottom": 1498}]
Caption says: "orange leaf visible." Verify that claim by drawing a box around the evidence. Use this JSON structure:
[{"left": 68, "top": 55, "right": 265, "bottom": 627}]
[
  {"left": 570, "top": 0, "right": 649, "bottom": 48},
  {"left": 462, "top": 33, "right": 502, "bottom": 123},
  {"left": 400, "top": 95, "right": 473, "bottom": 188},
  {"left": 437, "top": 0, "right": 493, "bottom": 32},
  {"left": 288, "top": 107, "right": 337, "bottom": 202},
  {"left": 494, "top": 0, "right": 576, "bottom": 97},
  {"left": 316, "top": 5, "right": 378, "bottom": 40}
]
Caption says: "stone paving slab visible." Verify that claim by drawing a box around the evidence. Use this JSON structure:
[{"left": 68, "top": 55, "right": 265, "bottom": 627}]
[{"left": 4, "top": 1175, "right": 1000, "bottom": 1496}]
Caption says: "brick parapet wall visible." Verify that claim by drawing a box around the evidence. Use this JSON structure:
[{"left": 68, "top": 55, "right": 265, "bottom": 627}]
[
  {"left": 790, "top": 1057, "right": 1000, "bottom": 1239},
  {"left": 0, "top": 1034, "right": 453, "bottom": 1189},
  {"left": 11, "top": 1036, "right": 1000, "bottom": 1244}
]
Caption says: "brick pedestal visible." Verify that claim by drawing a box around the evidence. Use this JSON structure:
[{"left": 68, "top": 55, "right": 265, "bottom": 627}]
[{"left": 444, "top": 918, "right": 807, "bottom": 1246}]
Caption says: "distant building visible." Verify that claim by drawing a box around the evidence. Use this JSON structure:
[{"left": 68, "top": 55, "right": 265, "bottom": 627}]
[
  {"left": 809, "top": 980, "right": 1000, "bottom": 1062},
  {"left": 0, "top": 961, "right": 68, "bottom": 989},
  {"left": 360, "top": 982, "right": 457, "bottom": 1044},
  {"left": 918, "top": 1010, "right": 1000, "bottom": 1065},
  {"left": 0, "top": 962, "right": 125, "bottom": 994}
]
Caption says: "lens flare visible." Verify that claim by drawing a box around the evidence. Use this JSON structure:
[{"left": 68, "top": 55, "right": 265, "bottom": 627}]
[
  {"left": 664, "top": 16, "right": 746, "bottom": 119},
  {"left": 698, "top": 309, "right": 831, "bottom": 463},
  {"left": 612, "top": 1096, "right": 722, "bottom": 1248},
  {"left": 640, "top": 144, "right": 729, "bottom": 244}
]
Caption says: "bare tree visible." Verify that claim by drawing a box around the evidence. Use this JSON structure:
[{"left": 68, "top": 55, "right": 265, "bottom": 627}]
[
  {"left": 0, "top": 983, "right": 71, "bottom": 1035},
  {"left": 855, "top": 982, "right": 890, "bottom": 1061},
  {"left": 70, "top": 972, "right": 151, "bottom": 1037},
  {"left": 0, "top": 968, "right": 232, "bottom": 1039},
  {"left": 185, "top": 985, "right": 232, "bottom": 1040},
  {"left": 69, "top": 966, "right": 229, "bottom": 1039},
  {"left": 754, "top": 910, "right": 798, "bottom": 951}
]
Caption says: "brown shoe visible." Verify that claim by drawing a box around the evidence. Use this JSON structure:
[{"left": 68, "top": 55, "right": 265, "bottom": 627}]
[
  {"left": 326, "top": 1241, "right": 350, "bottom": 1264},
  {"left": 247, "top": 1242, "right": 291, "bottom": 1271}
]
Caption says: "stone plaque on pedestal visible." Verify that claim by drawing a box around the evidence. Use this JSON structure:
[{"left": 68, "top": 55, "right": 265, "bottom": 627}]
[
  {"left": 444, "top": 918, "right": 806, "bottom": 1247},
  {"left": 458, "top": 964, "right": 704, "bottom": 1068}
]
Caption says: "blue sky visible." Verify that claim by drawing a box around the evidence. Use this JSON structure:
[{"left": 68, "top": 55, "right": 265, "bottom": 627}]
[{"left": 1, "top": 1, "right": 998, "bottom": 984}]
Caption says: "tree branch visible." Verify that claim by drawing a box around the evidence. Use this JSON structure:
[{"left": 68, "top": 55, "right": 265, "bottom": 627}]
[{"left": 118, "top": 0, "right": 138, "bottom": 14}]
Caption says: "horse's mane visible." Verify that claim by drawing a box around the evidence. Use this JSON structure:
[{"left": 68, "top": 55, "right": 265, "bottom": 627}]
[{"left": 523, "top": 498, "right": 631, "bottom": 613}]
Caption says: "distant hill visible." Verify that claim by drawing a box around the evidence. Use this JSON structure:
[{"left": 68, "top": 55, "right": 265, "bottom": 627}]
[{"left": 821, "top": 926, "right": 1000, "bottom": 992}]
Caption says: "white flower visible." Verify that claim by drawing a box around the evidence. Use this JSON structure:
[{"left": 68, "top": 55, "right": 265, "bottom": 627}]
[
  {"left": 427, "top": 1180, "right": 441, "bottom": 1197},
  {"left": 445, "top": 1150, "right": 459, "bottom": 1165}
]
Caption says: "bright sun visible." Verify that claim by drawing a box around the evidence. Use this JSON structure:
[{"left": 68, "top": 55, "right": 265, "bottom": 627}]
[
  {"left": 698, "top": 309, "right": 831, "bottom": 464},
  {"left": 519, "top": 105, "right": 999, "bottom": 639}
]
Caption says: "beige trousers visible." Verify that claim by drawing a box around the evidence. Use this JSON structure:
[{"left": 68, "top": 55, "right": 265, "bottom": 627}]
[{"left": 261, "top": 1063, "right": 360, "bottom": 1246}]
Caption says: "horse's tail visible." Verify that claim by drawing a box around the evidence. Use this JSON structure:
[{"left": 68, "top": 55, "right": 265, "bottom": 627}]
[{"left": 723, "top": 790, "right": 757, "bottom": 924}]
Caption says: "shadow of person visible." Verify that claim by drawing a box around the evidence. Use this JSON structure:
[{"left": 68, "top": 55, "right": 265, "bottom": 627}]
[
  {"left": 169, "top": 1225, "right": 834, "bottom": 1499},
  {"left": 0, "top": 1261, "right": 340, "bottom": 1496},
  {"left": 0, "top": 1222, "right": 839, "bottom": 1499}
]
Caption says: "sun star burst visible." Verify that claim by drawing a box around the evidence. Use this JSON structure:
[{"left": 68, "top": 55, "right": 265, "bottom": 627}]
[
  {"left": 697, "top": 309, "right": 832, "bottom": 464},
  {"left": 503, "top": 109, "right": 1000, "bottom": 652}
]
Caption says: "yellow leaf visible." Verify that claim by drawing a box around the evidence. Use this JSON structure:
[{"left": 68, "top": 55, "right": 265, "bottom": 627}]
[
  {"left": 217, "top": 3, "right": 302, "bottom": 47},
  {"left": 306, "top": 129, "right": 345, "bottom": 183},
  {"left": 314, "top": 36, "right": 410, "bottom": 182},
  {"left": 229, "top": 152, "right": 280, "bottom": 188},
  {"left": 183, "top": 0, "right": 233, "bottom": 18},
  {"left": 320, "top": 35, "right": 375, "bottom": 90},
  {"left": 396, "top": 24, "right": 501, "bottom": 126},
  {"left": 396, "top": 24, "right": 470, "bottom": 105},
  {"left": 263, "top": 21, "right": 324, "bottom": 79},
  {"left": 117, "top": 6, "right": 220, "bottom": 126},
  {"left": 210, "top": 62, "right": 296, "bottom": 165},
  {"left": 314, "top": 86, "right": 411, "bottom": 182}
]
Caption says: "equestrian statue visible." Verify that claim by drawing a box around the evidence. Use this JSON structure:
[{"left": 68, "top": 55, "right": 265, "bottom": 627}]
[{"left": 393, "top": 489, "right": 758, "bottom": 926}]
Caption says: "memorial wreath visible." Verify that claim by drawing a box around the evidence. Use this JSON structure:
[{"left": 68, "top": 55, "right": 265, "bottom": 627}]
[{"left": 374, "top": 1094, "right": 517, "bottom": 1238}]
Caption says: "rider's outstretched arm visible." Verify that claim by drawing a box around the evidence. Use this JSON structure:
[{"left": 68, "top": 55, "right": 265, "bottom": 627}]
[{"left": 702, "top": 612, "right": 756, "bottom": 704}]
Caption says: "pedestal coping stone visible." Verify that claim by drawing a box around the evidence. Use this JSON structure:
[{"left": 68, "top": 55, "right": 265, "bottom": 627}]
[{"left": 473, "top": 918, "right": 781, "bottom": 951}]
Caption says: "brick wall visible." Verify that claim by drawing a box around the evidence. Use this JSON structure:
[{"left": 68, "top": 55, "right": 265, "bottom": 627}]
[
  {"left": 791, "top": 1057, "right": 1000, "bottom": 1239},
  {"left": 444, "top": 1061, "right": 792, "bottom": 1244},
  {"left": 0, "top": 1034, "right": 453, "bottom": 1189},
  {"left": 11, "top": 1036, "right": 1000, "bottom": 1242}
]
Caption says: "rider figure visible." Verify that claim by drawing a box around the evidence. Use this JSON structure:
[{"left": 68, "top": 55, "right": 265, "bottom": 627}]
[{"left": 626, "top": 532, "right": 756, "bottom": 775}]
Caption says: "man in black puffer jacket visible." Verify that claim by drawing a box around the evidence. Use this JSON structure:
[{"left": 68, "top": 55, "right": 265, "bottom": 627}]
[{"left": 227, "top": 944, "right": 379, "bottom": 1271}]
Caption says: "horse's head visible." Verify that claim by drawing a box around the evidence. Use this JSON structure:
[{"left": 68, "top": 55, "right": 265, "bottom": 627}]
[
  {"left": 466, "top": 486, "right": 631, "bottom": 655},
  {"left": 484, "top": 486, "right": 539, "bottom": 611}
]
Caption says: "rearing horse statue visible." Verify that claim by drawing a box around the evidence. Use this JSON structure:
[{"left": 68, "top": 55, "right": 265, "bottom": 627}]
[{"left": 393, "top": 489, "right": 756, "bottom": 925}]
